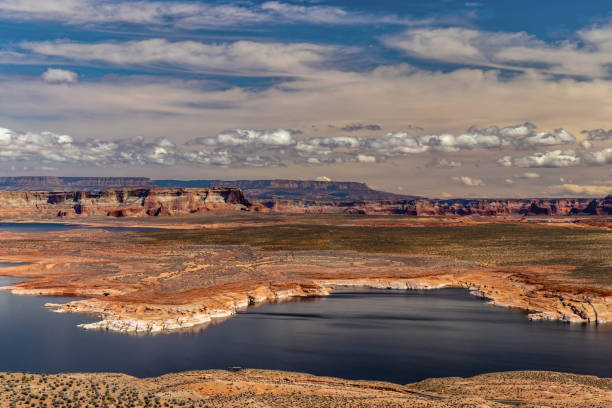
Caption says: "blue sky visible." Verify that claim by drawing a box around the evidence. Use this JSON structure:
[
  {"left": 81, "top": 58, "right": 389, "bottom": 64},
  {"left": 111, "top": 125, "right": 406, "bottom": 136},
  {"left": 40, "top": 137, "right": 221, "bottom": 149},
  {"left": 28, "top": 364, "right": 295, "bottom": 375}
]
[{"left": 0, "top": 0, "right": 611, "bottom": 197}]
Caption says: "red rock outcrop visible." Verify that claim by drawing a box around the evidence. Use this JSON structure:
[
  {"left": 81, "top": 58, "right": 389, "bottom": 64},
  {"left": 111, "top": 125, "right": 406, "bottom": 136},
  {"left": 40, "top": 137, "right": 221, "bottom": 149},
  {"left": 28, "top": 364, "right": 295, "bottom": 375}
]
[{"left": 0, "top": 187, "right": 250, "bottom": 218}]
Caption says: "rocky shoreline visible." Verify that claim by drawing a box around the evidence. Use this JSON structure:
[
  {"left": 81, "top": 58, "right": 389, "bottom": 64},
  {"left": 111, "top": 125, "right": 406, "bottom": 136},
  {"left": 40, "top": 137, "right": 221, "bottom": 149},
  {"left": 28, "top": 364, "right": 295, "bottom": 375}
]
[
  {"left": 18, "top": 272, "right": 612, "bottom": 334},
  {"left": 0, "top": 222, "right": 610, "bottom": 334}
]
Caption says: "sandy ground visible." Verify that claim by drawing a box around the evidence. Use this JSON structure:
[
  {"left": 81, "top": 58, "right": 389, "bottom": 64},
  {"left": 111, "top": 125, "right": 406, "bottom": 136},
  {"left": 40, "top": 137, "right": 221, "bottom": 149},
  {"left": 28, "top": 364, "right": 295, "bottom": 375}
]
[{"left": 0, "top": 369, "right": 610, "bottom": 407}]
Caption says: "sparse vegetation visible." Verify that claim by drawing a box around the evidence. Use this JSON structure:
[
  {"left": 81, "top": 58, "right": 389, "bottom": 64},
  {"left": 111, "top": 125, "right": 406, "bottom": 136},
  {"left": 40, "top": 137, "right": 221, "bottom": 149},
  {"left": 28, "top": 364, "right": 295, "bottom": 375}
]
[{"left": 141, "top": 223, "right": 612, "bottom": 285}]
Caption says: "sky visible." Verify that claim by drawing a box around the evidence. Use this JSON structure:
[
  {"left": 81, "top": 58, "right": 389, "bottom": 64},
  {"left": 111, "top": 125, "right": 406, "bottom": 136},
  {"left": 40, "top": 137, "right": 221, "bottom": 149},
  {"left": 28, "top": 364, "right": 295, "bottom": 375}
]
[{"left": 0, "top": 0, "right": 611, "bottom": 197}]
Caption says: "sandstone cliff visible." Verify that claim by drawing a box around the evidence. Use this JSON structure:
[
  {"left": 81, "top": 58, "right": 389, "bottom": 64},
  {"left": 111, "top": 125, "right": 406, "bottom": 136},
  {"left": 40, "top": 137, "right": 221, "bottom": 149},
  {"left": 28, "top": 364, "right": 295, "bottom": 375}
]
[
  {"left": 259, "top": 197, "right": 612, "bottom": 216},
  {"left": 0, "top": 187, "right": 250, "bottom": 217}
]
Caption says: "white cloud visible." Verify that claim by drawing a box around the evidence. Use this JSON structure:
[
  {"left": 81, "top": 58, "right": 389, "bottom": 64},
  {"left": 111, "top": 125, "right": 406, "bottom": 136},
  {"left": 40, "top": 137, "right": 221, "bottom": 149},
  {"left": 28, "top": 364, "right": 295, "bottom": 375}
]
[
  {"left": 356, "top": 154, "right": 376, "bottom": 163},
  {"left": 498, "top": 150, "right": 581, "bottom": 168},
  {"left": 41, "top": 68, "right": 78, "bottom": 84},
  {"left": 498, "top": 148, "right": 612, "bottom": 168},
  {"left": 453, "top": 176, "right": 484, "bottom": 186},
  {"left": 0, "top": 126, "right": 289, "bottom": 167},
  {"left": 383, "top": 28, "right": 535, "bottom": 67},
  {"left": 22, "top": 39, "right": 336, "bottom": 76},
  {"left": 581, "top": 148, "right": 612, "bottom": 166},
  {"left": 505, "top": 178, "right": 514, "bottom": 184},
  {"left": 0, "top": 0, "right": 409, "bottom": 28},
  {"left": 546, "top": 184, "right": 611, "bottom": 197},
  {"left": 186, "top": 129, "right": 296, "bottom": 148},
  {"left": 521, "top": 172, "right": 540, "bottom": 179},
  {"left": 384, "top": 25, "right": 612, "bottom": 77},
  {"left": 513, "top": 128, "right": 575, "bottom": 149},
  {"left": 315, "top": 176, "right": 331, "bottom": 182}
]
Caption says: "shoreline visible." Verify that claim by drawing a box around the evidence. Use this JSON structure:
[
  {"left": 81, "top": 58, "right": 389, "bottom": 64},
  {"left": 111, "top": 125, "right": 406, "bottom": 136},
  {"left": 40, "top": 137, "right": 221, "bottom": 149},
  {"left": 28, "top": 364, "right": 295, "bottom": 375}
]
[
  {"left": 0, "top": 221, "right": 610, "bottom": 334},
  {"left": 1, "top": 271, "right": 609, "bottom": 334}
]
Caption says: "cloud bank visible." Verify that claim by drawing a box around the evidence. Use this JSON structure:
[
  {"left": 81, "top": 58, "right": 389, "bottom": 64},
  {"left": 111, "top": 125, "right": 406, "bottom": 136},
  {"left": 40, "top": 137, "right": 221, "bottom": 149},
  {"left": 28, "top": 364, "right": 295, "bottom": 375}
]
[
  {"left": 1, "top": 121, "right": 598, "bottom": 170},
  {"left": 0, "top": 0, "right": 410, "bottom": 28},
  {"left": 384, "top": 25, "right": 612, "bottom": 77}
]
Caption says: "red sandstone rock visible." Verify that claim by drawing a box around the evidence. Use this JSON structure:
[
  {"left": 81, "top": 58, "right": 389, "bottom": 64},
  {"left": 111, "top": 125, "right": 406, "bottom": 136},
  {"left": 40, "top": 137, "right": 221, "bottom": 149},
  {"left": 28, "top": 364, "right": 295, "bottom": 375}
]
[{"left": 0, "top": 187, "right": 250, "bottom": 218}]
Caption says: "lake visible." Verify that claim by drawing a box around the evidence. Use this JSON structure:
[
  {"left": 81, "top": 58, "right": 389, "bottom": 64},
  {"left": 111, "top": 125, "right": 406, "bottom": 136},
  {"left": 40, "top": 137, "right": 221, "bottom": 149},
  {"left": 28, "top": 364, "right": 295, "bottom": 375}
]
[
  {"left": 0, "top": 274, "right": 611, "bottom": 383},
  {"left": 0, "top": 222, "right": 159, "bottom": 232}
]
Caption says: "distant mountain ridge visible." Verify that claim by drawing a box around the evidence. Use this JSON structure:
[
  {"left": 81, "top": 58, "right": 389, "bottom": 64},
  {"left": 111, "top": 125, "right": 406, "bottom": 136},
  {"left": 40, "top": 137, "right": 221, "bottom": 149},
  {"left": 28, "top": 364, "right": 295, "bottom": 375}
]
[
  {"left": 0, "top": 177, "right": 415, "bottom": 201},
  {"left": 154, "top": 179, "right": 418, "bottom": 201},
  {"left": 0, "top": 177, "right": 609, "bottom": 217},
  {"left": 0, "top": 177, "right": 154, "bottom": 191}
]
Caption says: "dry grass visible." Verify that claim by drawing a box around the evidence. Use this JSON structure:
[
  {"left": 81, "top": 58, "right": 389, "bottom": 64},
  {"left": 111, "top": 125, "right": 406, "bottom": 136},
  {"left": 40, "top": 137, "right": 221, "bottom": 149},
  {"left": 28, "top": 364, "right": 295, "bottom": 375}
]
[{"left": 141, "top": 223, "right": 612, "bottom": 285}]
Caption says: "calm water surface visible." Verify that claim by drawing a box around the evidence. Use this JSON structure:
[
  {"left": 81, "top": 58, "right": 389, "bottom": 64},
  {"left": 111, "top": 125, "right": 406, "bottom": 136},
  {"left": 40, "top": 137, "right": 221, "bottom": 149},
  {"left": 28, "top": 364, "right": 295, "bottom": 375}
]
[
  {"left": 0, "top": 274, "right": 611, "bottom": 383},
  {"left": 0, "top": 222, "right": 159, "bottom": 232}
]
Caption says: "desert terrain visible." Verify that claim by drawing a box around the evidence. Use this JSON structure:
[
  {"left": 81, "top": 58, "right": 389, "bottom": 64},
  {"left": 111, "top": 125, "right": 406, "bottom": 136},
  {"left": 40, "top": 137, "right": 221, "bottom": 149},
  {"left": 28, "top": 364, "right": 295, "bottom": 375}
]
[
  {"left": 1, "top": 369, "right": 611, "bottom": 407},
  {"left": 1, "top": 202, "right": 611, "bottom": 406},
  {"left": 0, "top": 213, "right": 610, "bottom": 332}
]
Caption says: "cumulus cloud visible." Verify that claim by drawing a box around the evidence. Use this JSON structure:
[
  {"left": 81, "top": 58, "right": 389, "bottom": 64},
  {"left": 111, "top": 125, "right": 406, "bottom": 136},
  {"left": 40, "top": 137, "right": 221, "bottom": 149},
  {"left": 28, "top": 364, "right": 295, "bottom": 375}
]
[
  {"left": 453, "top": 176, "right": 484, "bottom": 186},
  {"left": 0, "top": 0, "right": 394, "bottom": 28},
  {"left": 22, "top": 39, "right": 335, "bottom": 76},
  {"left": 186, "top": 129, "right": 296, "bottom": 148},
  {"left": 546, "top": 184, "right": 611, "bottom": 197},
  {"left": 498, "top": 150, "right": 581, "bottom": 168},
  {"left": 355, "top": 154, "right": 376, "bottom": 163},
  {"left": 513, "top": 128, "right": 575, "bottom": 149},
  {"left": 0, "top": 126, "right": 286, "bottom": 168},
  {"left": 41, "top": 68, "right": 78, "bottom": 84},
  {"left": 520, "top": 172, "right": 540, "bottom": 179},
  {"left": 581, "top": 148, "right": 612, "bottom": 166},
  {"left": 181, "top": 122, "right": 592, "bottom": 166},
  {"left": 581, "top": 128, "right": 612, "bottom": 141},
  {"left": 498, "top": 148, "right": 612, "bottom": 168}
]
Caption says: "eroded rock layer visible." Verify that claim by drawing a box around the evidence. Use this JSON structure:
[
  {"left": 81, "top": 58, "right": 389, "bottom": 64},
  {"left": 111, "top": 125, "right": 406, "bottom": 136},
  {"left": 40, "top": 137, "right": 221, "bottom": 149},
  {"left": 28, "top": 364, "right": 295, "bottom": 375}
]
[
  {"left": 0, "top": 187, "right": 250, "bottom": 217},
  {"left": 259, "top": 196, "right": 612, "bottom": 216}
]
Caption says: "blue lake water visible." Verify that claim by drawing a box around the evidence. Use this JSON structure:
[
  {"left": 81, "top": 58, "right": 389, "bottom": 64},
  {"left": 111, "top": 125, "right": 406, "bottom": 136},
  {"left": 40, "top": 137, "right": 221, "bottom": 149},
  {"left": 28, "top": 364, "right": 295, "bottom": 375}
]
[
  {"left": 0, "top": 222, "right": 159, "bottom": 232},
  {"left": 0, "top": 274, "right": 611, "bottom": 384}
]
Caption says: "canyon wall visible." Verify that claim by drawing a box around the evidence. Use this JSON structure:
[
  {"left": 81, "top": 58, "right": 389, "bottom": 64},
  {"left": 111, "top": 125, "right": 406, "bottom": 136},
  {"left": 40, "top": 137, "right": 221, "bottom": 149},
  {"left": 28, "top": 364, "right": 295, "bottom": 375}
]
[
  {"left": 0, "top": 176, "right": 609, "bottom": 218},
  {"left": 0, "top": 188, "right": 250, "bottom": 217},
  {"left": 258, "top": 196, "right": 612, "bottom": 216}
]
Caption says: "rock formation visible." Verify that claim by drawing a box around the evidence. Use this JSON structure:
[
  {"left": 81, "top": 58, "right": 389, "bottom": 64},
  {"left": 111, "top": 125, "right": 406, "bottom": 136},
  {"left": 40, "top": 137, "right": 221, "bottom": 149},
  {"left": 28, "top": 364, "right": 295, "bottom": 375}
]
[
  {"left": 257, "top": 197, "right": 612, "bottom": 216},
  {"left": 0, "top": 187, "right": 250, "bottom": 217},
  {"left": 0, "top": 176, "right": 609, "bottom": 217}
]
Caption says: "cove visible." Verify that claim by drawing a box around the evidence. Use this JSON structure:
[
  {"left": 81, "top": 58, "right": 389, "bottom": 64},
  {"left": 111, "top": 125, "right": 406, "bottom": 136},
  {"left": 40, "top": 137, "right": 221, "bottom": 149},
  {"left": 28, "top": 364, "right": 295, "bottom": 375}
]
[{"left": 0, "top": 275, "right": 611, "bottom": 384}]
